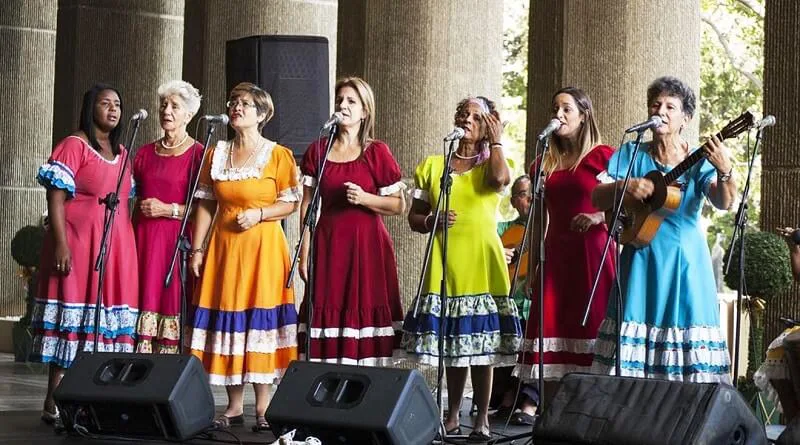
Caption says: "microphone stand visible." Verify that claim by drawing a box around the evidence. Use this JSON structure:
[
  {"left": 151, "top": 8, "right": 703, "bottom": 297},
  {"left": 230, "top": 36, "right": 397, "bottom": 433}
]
[
  {"left": 287, "top": 125, "right": 338, "bottom": 361},
  {"left": 409, "top": 137, "right": 458, "bottom": 440},
  {"left": 92, "top": 116, "right": 143, "bottom": 353},
  {"left": 582, "top": 129, "right": 647, "bottom": 377},
  {"left": 164, "top": 121, "right": 218, "bottom": 353},
  {"left": 724, "top": 127, "right": 761, "bottom": 385}
]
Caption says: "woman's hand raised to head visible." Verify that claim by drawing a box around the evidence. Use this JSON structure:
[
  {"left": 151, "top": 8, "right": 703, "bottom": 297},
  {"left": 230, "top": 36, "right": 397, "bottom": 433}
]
[{"left": 482, "top": 112, "right": 503, "bottom": 144}]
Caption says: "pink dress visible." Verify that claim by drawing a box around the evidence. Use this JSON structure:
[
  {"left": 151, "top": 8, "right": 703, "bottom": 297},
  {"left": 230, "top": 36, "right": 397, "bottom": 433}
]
[
  {"left": 32, "top": 135, "right": 139, "bottom": 367},
  {"left": 298, "top": 138, "right": 406, "bottom": 366},
  {"left": 133, "top": 141, "right": 203, "bottom": 353}
]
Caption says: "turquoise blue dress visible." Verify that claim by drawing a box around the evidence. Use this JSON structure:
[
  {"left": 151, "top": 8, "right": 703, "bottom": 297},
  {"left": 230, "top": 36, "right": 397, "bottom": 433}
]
[{"left": 591, "top": 141, "right": 731, "bottom": 383}]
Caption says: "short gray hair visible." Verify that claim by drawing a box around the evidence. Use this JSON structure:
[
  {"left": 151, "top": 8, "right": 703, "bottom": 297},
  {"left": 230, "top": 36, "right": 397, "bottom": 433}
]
[{"left": 157, "top": 80, "right": 202, "bottom": 115}]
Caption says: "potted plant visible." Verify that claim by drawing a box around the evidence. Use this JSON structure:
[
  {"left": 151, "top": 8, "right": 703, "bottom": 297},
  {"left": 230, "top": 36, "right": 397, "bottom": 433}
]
[
  {"left": 10, "top": 223, "right": 46, "bottom": 362},
  {"left": 724, "top": 230, "right": 793, "bottom": 421}
]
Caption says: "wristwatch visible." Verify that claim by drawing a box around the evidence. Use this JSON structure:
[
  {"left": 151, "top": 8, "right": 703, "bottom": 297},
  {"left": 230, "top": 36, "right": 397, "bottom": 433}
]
[
  {"left": 171, "top": 203, "right": 179, "bottom": 218},
  {"left": 718, "top": 168, "right": 733, "bottom": 183}
]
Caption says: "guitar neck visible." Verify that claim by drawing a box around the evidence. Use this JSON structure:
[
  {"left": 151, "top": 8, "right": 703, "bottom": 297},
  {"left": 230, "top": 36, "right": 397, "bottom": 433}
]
[{"left": 662, "top": 130, "right": 723, "bottom": 184}]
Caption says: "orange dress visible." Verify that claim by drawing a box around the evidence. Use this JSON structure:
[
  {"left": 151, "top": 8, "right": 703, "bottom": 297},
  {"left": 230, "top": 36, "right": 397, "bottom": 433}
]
[{"left": 190, "top": 140, "right": 300, "bottom": 385}]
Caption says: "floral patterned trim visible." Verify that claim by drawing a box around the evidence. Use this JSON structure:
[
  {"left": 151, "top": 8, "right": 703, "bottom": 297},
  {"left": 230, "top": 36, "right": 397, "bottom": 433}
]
[
  {"left": 31, "top": 335, "right": 134, "bottom": 368},
  {"left": 277, "top": 185, "right": 302, "bottom": 203},
  {"left": 411, "top": 188, "right": 430, "bottom": 202},
  {"left": 210, "top": 139, "right": 275, "bottom": 181},
  {"left": 302, "top": 175, "right": 317, "bottom": 188},
  {"left": 379, "top": 181, "right": 407, "bottom": 196},
  {"left": 194, "top": 183, "right": 215, "bottom": 200},
  {"left": 30, "top": 298, "right": 139, "bottom": 338},
  {"left": 37, "top": 161, "right": 77, "bottom": 198},
  {"left": 190, "top": 325, "right": 297, "bottom": 355},
  {"left": 519, "top": 338, "right": 596, "bottom": 354}
]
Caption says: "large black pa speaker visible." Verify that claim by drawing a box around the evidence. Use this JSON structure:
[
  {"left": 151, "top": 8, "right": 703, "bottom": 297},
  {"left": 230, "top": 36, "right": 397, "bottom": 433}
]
[
  {"left": 266, "top": 360, "right": 438, "bottom": 445},
  {"left": 53, "top": 352, "right": 214, "bottom": 441},
  {"left": 225, "top": 35, "right": 329, "bottom": 158},
  {"left": 534, "top": 373, "right": 767, "bottom": 445}
]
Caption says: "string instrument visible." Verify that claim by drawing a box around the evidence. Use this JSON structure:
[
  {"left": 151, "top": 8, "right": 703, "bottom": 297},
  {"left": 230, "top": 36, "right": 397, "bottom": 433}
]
[
  {"left": 611, "top": 111, "right": 755, "bottom": 247},
  {"left": 501, "top": 224, "right": 528, "bottom": 279}
]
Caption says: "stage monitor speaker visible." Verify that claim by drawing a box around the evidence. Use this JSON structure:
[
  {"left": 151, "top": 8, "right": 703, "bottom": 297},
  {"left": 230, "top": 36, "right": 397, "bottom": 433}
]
[
  {"left": 53, "top": 352, "right": 214, "bottom": 441},
  {"left": 266, "top": 360, "right": 438, "bottom": 445},
  {"left": 225, "top": 35, "right": 329, "bottom": 158},
  {"left": 534, "top": 373, "right": 767, "bottom": 445}
]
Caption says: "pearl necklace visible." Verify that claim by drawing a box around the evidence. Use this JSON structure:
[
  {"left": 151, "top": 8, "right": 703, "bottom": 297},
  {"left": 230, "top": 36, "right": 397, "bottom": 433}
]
[
  {"left": 454, "top": 151, "right": 480, "bottom": 160},
  {"left": 160, "top": 133, "right": 189, "bottom": 150}
]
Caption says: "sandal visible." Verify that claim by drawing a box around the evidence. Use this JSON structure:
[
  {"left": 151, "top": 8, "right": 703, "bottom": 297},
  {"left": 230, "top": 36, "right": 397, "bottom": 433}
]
[
  {"left": 467, "top": 429, "right": 492, "bottom": 443},
  {"left": 445, "top": 426, "right": 462, "bottom": 436},
  {"left": 213, "top": 414, "right": 244, "bottom": 429},
  {"left": 41, "top": 407, "right": 60, "bottom": 425},
  {"left": 252, "top": 415, "right": 271, "bottom": 432}
]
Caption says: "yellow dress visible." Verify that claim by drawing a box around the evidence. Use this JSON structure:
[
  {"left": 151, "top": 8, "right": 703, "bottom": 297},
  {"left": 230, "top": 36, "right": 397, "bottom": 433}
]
[
  {"left": 401, "top": 155, "right": 522, "bottom": 367},
  {"left": 190, "top": 140, "right": 300, "bottom": 385}
]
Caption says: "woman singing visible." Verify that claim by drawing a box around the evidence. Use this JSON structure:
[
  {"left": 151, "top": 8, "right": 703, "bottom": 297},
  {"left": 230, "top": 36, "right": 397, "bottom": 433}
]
[
  {"left": 32, "top": 84, "right": 139, "bottom": 423},
  {"left": 402, "top": 96, "right": 522, "bottom": 442},
  {"left": 514, "top": 86, "right": 616, "bottom": 419},
  {"left": 133, "top": 80, "right": 203, "bottom": 354},
  {"left": 591, "top": 76, "right": 736, "bottom": 382},
  {"left": 298, "top": 76, "right": 406, "bottom": 366},
  {"left": 190, "top": 82, "right": 300, "bottom": 430}
]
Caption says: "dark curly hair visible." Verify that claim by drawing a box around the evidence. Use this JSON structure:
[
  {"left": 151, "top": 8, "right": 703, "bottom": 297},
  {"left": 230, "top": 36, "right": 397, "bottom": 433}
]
[{"left": 647, "top": 76, "right": 696, "bottom": 118}]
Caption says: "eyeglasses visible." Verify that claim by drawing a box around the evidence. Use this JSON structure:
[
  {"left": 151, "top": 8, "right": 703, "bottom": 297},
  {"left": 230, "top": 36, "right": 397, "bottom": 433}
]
[
  {"left": 511, "top": 190, "right": 531, "bottom": 198},
  {"left": 226, "top": 100, "right": 256, "bottom": 110}
]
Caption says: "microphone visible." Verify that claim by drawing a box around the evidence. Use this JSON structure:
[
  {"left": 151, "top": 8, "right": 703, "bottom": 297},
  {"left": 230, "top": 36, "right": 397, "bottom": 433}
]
[
  {"left": 625, "top": 115, "right": 662, "bottom": 133},
  {"left": 537, "top": 119, "right": 562, "bottom": 141},
  {"left": 444, "top": 127, "right": 466, "bottom": 141},
  {"left": 756, "top": 115, "right": 776, "bottom": 130},
  {"left": 130, "top": 109, "right": 148, "bottom": 121},
  {"left": 202, "top": 114, "right": 230, "bottom": 125},
  {"left": 322, "top": 112, "right": 344, "bottom": 131}
]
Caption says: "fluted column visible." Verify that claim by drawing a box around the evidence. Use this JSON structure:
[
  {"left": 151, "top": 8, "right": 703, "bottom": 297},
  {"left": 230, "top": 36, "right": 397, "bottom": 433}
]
[
  {"left": 0, "top": 1, "right": 57, "bottom": 317},
  {"left": 761, "top": 0, "right": 800, "bottom": 345},
  {"left": 337, "top": 0, "right": 504, "bottom": 310},
  {"left": 182, "top": 0, "right": 338, "bottom": 300},
  {"left": 527, "top": 0, "right": 701, "bottom": 164},
  {"left": 53, "top": 0, "right": 186, "bottom": 147}
]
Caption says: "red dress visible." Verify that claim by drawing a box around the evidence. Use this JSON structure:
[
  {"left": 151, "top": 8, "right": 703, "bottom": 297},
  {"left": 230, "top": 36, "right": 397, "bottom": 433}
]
[
  {"left": 298, "top": 139, "right": 405, "bottom": 366},
  {"left": 516, "top": 144, "right": 616, "bottom": 380},
  {"left": 32, "top": 136, "right": 139, "bottom": 367},
  {"left": 133, "top": 142, "right": 203, "bottom": 353}
]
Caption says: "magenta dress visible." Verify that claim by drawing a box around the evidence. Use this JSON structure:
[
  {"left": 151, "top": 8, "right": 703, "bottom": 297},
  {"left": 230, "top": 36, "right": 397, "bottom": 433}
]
[
  {"left": 32, "top": 135, "right": 139, "bottom": 367},
  {"left": 298, "top": 138, "right": 406, "bottom": 366},
  {"left": 133, "top": 142, "right": 203, "bottom": 353}
]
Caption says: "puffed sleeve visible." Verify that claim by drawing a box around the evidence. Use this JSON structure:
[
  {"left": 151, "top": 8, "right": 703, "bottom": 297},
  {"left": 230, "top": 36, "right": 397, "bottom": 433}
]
[
  {"left": 583, "top": 145, "right": 616, "bottom": 183},
  {"left": 367, "top": 141, "right": 406, "bottom": 196},
  {"left": 193, "top": 146, "right": 216, "bottom": 200},
  {"left": 300, "top": 139, "right": 322, "bottom": 188},
  {"left": 412, "top": 156, "right": 435, "bottom": 203},
  {"left": 275, "top": 146, "right": 301, "bottom": 203},
  {"left": 36, "top": 136, "right": 88, "bottom": 199}
]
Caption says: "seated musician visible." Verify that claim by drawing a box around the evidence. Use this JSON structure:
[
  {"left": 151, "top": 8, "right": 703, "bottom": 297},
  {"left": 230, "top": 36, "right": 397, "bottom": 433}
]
[
  {"left": 492, "top": 175, "right": 539, "bottom": 425},
  {"left": 590, "top": 76, "right": 738, "bottom": 383},
  {"left": 754, "top": 227, "right": 800, "bottom": 421}
]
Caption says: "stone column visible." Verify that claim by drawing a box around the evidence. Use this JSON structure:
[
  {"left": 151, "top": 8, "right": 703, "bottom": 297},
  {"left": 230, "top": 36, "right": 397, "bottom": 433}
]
[
  {"left": 0, "top": 1, "right": 57, "bottom": 317},
  {"left": 53, "top": 0, "right": 186, "bottom": 148},
  {"left": 526, "top": 0, "right": 701, "bottom": 164},
  {"left": 337, "top": 0, "right": 505, "bottom": 310},
  {"left": 182, "top": 0, "right": 338, "bottom": 300},
  {"left": 761, "top": 0, "right": 800, "bottom": 345}
]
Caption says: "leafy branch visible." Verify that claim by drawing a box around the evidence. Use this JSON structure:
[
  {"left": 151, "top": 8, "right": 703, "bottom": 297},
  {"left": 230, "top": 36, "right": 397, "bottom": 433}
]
[{"left": 700, "top": 12, "right": 762, "bottom": 91}]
